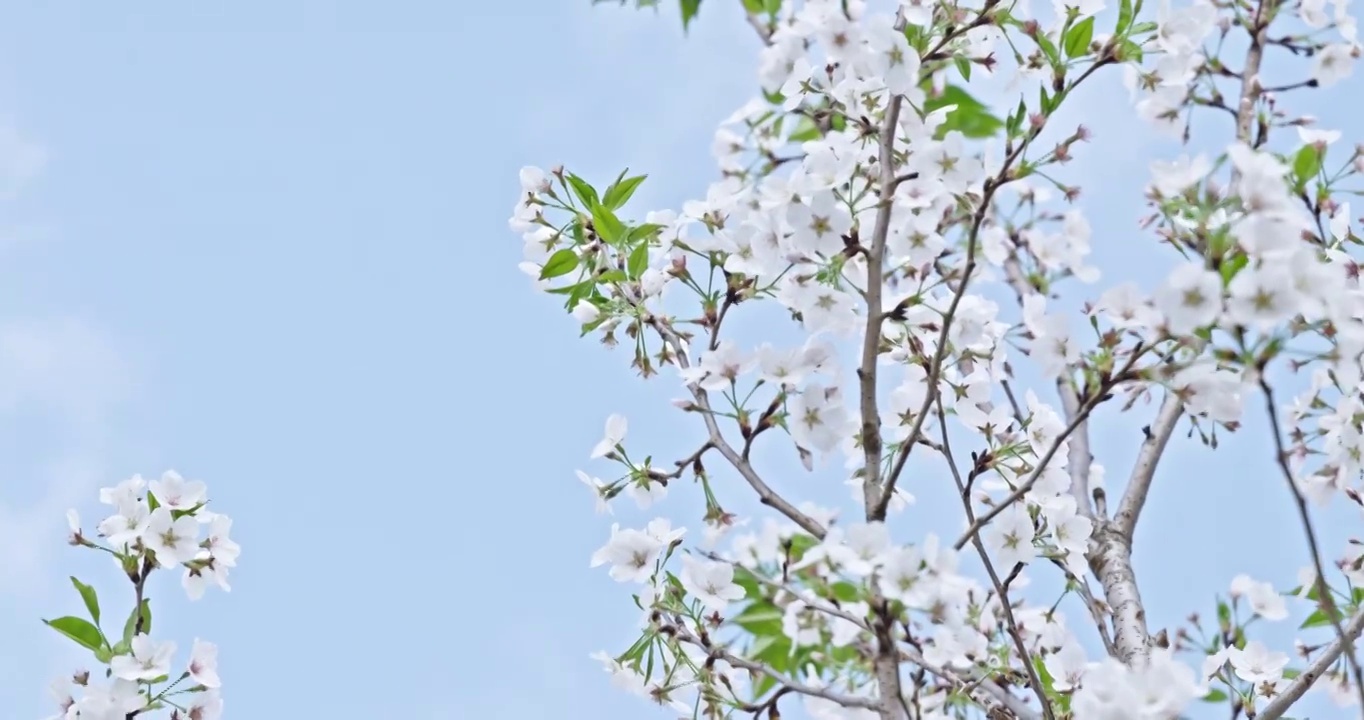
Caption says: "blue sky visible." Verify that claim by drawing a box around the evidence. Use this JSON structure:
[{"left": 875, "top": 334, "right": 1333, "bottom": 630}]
[{"left": 0, "top": 2, "right": 1356, "bottom": 718}]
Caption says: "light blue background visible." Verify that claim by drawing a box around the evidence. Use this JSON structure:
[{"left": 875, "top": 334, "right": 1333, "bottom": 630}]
[{"left": 0, "top": 2, "right": 1354, "bottom": 718}]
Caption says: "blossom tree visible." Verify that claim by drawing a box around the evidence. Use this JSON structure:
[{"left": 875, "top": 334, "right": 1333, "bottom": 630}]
[
  {"left": 512, "top": 0, "right": 1364, "bottom": 717},
  {"left": 40, "top": 471, "right": 239, "bottom": 719}
]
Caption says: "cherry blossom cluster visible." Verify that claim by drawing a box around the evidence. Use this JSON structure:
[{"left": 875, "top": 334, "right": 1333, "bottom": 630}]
[
  {"left": 43, "top": 471, "right": 238, "bottom": 720},
  {"left": 513, "top": 0, "right": 1364, "bottom": 717}
]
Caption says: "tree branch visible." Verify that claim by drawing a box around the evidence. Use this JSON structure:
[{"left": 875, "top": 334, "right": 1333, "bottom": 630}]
[
  {"left": 1259, "top": 378, "right": 1364, "bottom": 708},
  {"left": 953, "top": 371, "right": 1127, "bottom": 551},
  {"left": 703, "top": 552, "right": 1041, "bottom": 720},
  {"left": 848, "top": 28, "right": 911, "bottom": 720},
  {"left": 669, "top": 623, "right": 883, "bottom": 711},
  {"left": 857, "top": 91, "right": 904, "bottom": 521},
  {"left": 742, "top": 8, "right": 773, "bottom": 44},
  {"left": 1001, "top": 257, "right": 1095, "bottom": 521},
  {"left": 1047, "top": 557, "right": 1119, "bottom": 657},
  {"left": 1114, "top": 391, "right": 1181, "bottom": 539},
  {"left": 999, "top": 250, "right": 1149, "bottom": 664},
  {"left": 1088, "top": 522, "right": 1151, "bottom": 665},
  {"left": 1256, "top": 610, "right": 1364, "bottom": 720},
  {"left": 645, "top": 314, "right": 827, "bottom": 538},
  {"left": 936, "top": 398, "right": 1054, "bottom": 719},
  {"left": 896, "top": 644, "right": 1042, "bottom": 720},
  {"left": 1057, "top": 377, "right": 1095, "bottom": 519}
]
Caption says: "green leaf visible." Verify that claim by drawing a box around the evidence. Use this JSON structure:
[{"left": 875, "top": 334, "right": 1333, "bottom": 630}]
[
  {"left": 924, "top": 85, "right": 1004, "bottom": 139},
  {"left": 1033, "top": 654, "right": 1057, "bottom": 695},
  {"left": 1117, "top": 38, "right": 1144, "bottom": 62},
  {"left": 733, "top": 602, "right": 785, "bottom": 633},
  {"left": 903, "top": 24, "right": 927, "bottom": 53},
  {"left": 788, "top": 115, "right": 822, "bottom": 143},
  {"left": 954, "top": 56, "right": 972, "bottom": 80},
  {"left": 1116, "top": 0, "right": 1134, "bottom": 35},
  {"left": 566, "top": 283, "right": 595, "bottom": 312},
  {"left": 602, "top": 174, "right": 647, "bottom": 210},
  {"left": 627, "top": 242, "right": 650, "bottom": 279},
  {"left": 1203, "top": 689, "right": 1228, "bottom": 703},
  {"left": 785, "top": 533, "right": 820, "bottom": 563},
  {"left": 565, "top": 174, "right": 599, "bottom": 208},
  {"left": 121, "top": 599, "right": 152, "bottom": 643},
  {"left": 756, "top": 633, "right": 794, "bottom": 673},
  {"left": 747, "top": 633, "right": 778, "bottom": 658},
  {"left": 680, "top": 0, "right": 701, "bottom": 30},
  {"left": 1219, "top": 253, "right": 1249, "bottom": 286},
  {"left": 1292, "top": 144, "right": 1323, "bottom": 190},
  {"left": 753, "top": 670, "right": 778, "bottom": 699},
  {"left": 540, "top": 249, "right": 580, "bottom": 280},
  {"left": 546, "top": 279, "right": 592, "bottom": 296},
  {"left": 1007, "top": 97, "right": 1027, "bottom": 137},
  {"left": 590, "top": 204, "right": 627, "bottom": 245},
  {"left": 1064, "top": 16, "right": 1095, "bottom": 57},
  {"left": 171, "top": 502, "right": 206, "bottom": 520},
  {"left": 626, "top": 223, "right": 664, "bottom": 244},
  {"left": 1301, "top": 608, "right": 1333, "bottom": 629},
  {"left": 1035, "top": 33, "right": 1062, "bottom": 69},
  {"left": 944, "top": 106, "right": 1004, "bottom": 138},
  {"left": 831, "top": 581, "right": 860, "bottom": 603},
  {"left": 923, "top": 85, "right": 982, "bottom": 114},
  {"left": 742, "top": 0, "right": 762, "bottom": 10},
  {"left": 44, "top": 616, "right": 104, "bottom": 652},
  {"left": 70, "top": 576, "right": 100, "bottom": 625},
  {"left": 146, "top": 492, "right": 161, "bottom": 512},
  {"left": 732, "top": 566, "right": 763, "bottom": 600}
]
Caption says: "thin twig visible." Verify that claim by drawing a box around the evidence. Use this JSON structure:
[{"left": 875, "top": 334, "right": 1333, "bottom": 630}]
[
  {"left": 936, "top": 399, "right": 1054, "bottom": 719},
  {"left": 1046, "top": 556, "right": 1118, "bottom": 658},
  {"left": 858, "top": 90, "right": 905, "bottom": 518},
  {"left": 896, "top": 644, "right": 1042, "bottom": 720},
  {"left": 645, "top": 313, "right": 827, "bottom": 538},
  {"left": 743, "top": 13, "right": 773, "bottom": 44},
  {"left": 1259, "top": 378, "right": 1364, "bottom": 709},
  {"left": 953, "top": 370, "right": 1126, "bottom": 551},
  {"left": 669, "top": 623, "right": 883, "bottom": 710},
  {"left": 1256, "top": 610, "right": 1364, "bottom": 720},
  {"left": 704, "top": 551, "right": 1039, "bottom": 719},
  {"left": 1000, "top": 256, "right": 1096, "bottom": 521}
]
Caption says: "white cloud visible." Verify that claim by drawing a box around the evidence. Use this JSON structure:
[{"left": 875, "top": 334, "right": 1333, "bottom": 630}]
[
  {"left": 0, "top": 119, "right": 45, "bottom": 201},
  {"left": 0, "top": 121, "right": 135, "bottom": 598},
  {"left": 0, "top": 318, "right": 131, "bottom": 598},
  {"left": 0, "top": 318, "right": 131, "bottom": 424}
]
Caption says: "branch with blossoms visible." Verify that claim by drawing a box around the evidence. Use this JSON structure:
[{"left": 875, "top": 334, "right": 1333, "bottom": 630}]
[
  {"left": 42, "top": 471, "right": 239, "bottom": 720},
  {"left": 515, "top": 0, "right": 1364, "bottom": 717}
]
